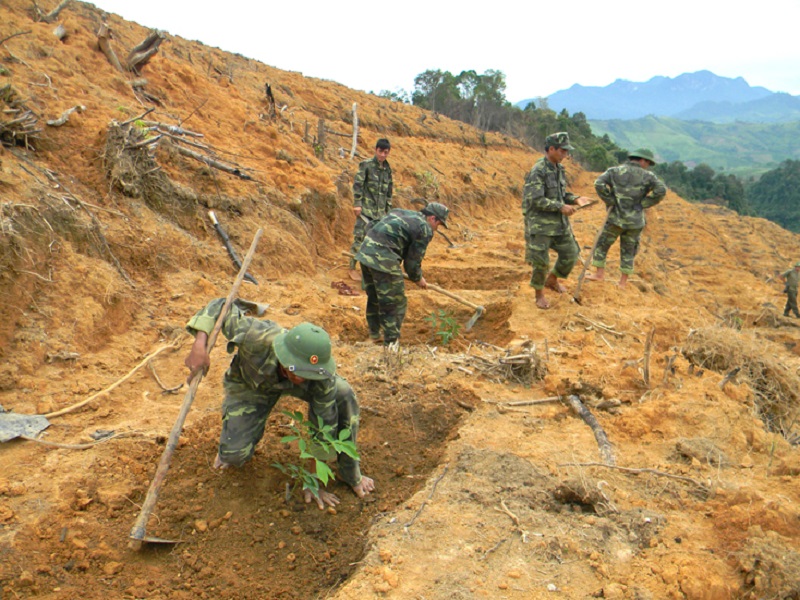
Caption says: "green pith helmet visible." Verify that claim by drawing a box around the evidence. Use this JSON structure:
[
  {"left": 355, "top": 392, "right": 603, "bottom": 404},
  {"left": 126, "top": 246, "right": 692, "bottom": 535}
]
[
  {"left": 795, "top": 261, "right": 800, "bottom": 267},
  {"left": 629, "top": 148, "right": 657, "bottom": 165},
  {"left": 545, "top": 131, "right": 575, "bottom": 151},
  {"left": 421, "top": 201, "right": 449, "bottom": 228},
  {"left": 273, "top": 322, "right": 336, "bottom": 380}
]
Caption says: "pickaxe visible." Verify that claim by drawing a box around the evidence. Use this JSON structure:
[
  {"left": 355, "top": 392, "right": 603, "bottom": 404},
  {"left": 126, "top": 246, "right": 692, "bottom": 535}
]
[
  {"left": 342, "top": 251, "right": 485, "bottom": 330},
  {"left": 573, "top": 203, "right": 610, "bottom": 305}
]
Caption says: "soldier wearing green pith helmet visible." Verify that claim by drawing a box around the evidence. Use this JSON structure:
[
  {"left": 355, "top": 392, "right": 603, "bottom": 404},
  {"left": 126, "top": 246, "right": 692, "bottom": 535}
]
[
  {"left": 522, "top": 132, "right": 593, "bottom": 309},
  {"left": 587, "top": 148, "right": 667, "bottom": 288},
  {"left": 355, "top": 202, "right": 449, "bottom": 345},
  {"left": 184, "top": 298, "right": 375, "bottom": 508}
]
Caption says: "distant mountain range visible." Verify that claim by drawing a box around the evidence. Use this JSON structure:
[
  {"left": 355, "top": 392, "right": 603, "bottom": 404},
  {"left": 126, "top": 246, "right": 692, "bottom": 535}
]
[
  {"left": 516, "top": 71, "right": 800, "bottom": 177},
  {"left": 517, "top": 70, "right": 800, "bottom": 123}
]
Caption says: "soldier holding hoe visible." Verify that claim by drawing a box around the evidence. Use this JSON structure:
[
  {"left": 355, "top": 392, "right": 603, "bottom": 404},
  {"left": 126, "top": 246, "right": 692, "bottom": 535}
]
[
  {"left": 523, "top": 132, "right": 593, "bottom": 309},
  {"left": 355, "top": 203, "right": 450, "bottom": 346}
]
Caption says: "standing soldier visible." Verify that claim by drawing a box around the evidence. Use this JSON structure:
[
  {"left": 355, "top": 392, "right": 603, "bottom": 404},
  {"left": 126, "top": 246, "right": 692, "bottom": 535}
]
[
  {"left": 523, "top": 132, "right": 592, "bottom": 309},
  {"left": 781, "top": 262, "right": 800, "bottom": 318},
  {"left": 355, "top": 203, "right": 449, "bottom": 346},
  {"left": 349, "top": 138, "right": 393, "bottom": 280},
  {"left": 587, "top": 149, "right": 667, "bottom": 288}
]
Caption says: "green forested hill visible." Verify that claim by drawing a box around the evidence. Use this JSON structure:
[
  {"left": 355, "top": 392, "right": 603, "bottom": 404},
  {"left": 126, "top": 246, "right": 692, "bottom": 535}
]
[{"left": 590, "top": 116, "right": 800, "bottom": 178}]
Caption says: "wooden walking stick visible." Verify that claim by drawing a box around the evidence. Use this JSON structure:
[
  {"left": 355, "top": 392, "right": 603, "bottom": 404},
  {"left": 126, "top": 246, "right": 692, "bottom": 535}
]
[
  {"left": 573, "top": 205, "right": 612, "bottom": 305},
  {"left": 129, "top": 228, "right": 263, "bottom": 549}
]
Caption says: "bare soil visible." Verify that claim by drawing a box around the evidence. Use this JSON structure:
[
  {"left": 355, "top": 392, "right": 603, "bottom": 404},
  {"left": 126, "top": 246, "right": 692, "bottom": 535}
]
[{"left": 1, "top": 2, "right": 800, "bottom": 599}]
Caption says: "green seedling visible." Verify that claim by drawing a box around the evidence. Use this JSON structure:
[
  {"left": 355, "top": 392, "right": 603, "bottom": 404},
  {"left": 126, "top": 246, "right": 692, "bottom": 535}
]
[
  {"left": 425, "top": 309, "right": 461, "bottom": 345},
  {"left": 273, "top": 410, "right": 358, "bottom": 501}
]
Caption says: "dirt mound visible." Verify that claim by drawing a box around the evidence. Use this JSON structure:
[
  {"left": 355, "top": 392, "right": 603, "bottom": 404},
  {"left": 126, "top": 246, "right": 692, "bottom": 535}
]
[{"left": 1, "top": 1, "right": 799, "bottom": 599}]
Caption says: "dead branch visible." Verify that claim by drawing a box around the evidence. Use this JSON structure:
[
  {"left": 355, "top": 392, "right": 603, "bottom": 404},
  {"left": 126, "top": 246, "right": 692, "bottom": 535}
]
[
  {"left": 96, "top": 23, "right": 124, "bottom": 72},
  {"left": 574, "top": 313, "right": 625, "bottom": 337},
  {"left": 142, "top": 120, "right": 204, "bottom": 138},
  {"left": 642, "top": 327, "right": 655, "bottom": 387},
  {"left": 558, "top": 461, "right": 710, "bottom": 494},
  {"left": 0, "top": 31, "right": 32, "bottom": 46},
  {"left": 147, "top": 361, "right": 183, "bottom": 394},
  {"left": 564, "top": 395, "right": 615, "bottom": 465},
  {"left": 404, "top": 464, "right": 449, "bottom": 529},
  {"left": 172, "top": 143, "right": 253, "bottom": 180},
  {"left": 264, "top": 83, "right": 277, "bottom": 120},
  {"left": 21, "top": 431, "right": 142, "bottom": 449},
  {"left": 120, "top": 107, "right": 155, "bottom": 127},
  {"left": 662, "top": 350, "right": 678, "bottom": 386},
  {"left": 34, "top": 0, "right": 72, "bottom": 23},
  {"left": 493, "top": 500, "right": 529, "bottom": 543},
  {"left": 719, "top": 366, "right": 741, "bottom": 390},
  {"left": 43, "top": 343, "right": 179, "bottom": 418},
  {"left": 126, "top": 30, "right": 166, "bottom": 73},
  {"left": 350, "top": 102, "right": 358, "bottom": 160},
  {"left": 46, "top": 105, "right": 85, "bottom": 127}
]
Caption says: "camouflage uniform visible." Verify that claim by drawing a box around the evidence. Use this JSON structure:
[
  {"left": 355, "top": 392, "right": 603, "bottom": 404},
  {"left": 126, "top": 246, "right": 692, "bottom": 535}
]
[
  {"left": 349, "top": 156, "right": 393, "bottom": 269},
  {"left": 354, "top": 209, "right": 433, "bottom": 344},
  {"left": 592, "top": 160, "right": 667, "bottom": 275},
  {"left": 782, "top": 267, "right": 800, "bottom": 317},
  {"left": 185, "top": 298, "right": 363, "bottom": 487},
  {"left": 522, "top": 157, "right": 581, "bottom": 289}
]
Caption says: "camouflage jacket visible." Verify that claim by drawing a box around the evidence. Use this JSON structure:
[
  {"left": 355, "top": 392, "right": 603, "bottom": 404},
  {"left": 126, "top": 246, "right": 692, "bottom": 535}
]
[
  {"left": 522, "top": 157, "right": 579, "bottom": 236},
  {"left": 594, "top": 161, "right": 667, "bottom": 229},
  {"left": 353, "top": 156, "right": 393, "bottom": 220},
  {"left": 782, "top": 269, "right": 800, "bottom": 292},
  {"left": 186, "top": 298, "right": 342, "bottom": 432},
  {"left": 354, "top": 209, "right": 433, "bottom": 282}
]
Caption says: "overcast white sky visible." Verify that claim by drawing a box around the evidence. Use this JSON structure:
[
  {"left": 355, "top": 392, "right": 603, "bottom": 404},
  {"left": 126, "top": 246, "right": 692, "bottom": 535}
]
[{"left": 89, "top": 0, "right": 800, "bottom": 103}]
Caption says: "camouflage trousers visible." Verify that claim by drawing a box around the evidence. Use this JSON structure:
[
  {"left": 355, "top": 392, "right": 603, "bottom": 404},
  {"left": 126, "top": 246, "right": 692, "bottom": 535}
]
[
  {"left": 527, "top": 232, "right": 579, "bottom": 289},
  {"left": 591, "top": 223, "right": 642, "bottom": 275},
  {"left": 785, "top": 288, "right": 800, "bottom": 318},
  {"left": 360, "top": 264, "right": 406, "bottom": 344},
  {"left": 348, "top": 218, "right": 369, "bottom": 270},
  {"left": 218, "top": 369, "right": 362, "bottom": 487}
]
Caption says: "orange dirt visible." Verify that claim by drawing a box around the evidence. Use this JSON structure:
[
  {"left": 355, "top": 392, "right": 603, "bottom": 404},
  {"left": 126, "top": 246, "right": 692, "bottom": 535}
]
[{"left": 1, "top": 2, "right": 799, "bottom": 599}]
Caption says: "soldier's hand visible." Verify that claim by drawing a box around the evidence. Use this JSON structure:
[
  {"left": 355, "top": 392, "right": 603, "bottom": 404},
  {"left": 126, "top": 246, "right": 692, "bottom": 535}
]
[
  {"left": 184, "top": 333, "right": 211, "bottom": 382},
  {"left": 415, "top": 277, "right": 428, "bottom": 289},
  {"left": 560, "top": 204, "right": 577, "bottom": 216},
  {"left": 353, "top": 207, "right": 362, "bottom": 217},
  {"left": 352, "top": 476, "right": 375, "bottom": 498},
  {"left": 305, "top": 488, "right": 341, "bottom": 510}
]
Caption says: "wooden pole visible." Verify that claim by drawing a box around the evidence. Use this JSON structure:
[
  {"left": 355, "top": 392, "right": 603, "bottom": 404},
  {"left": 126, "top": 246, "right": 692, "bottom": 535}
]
[
  {"left": 573, "top": 206, "right": 612, "bottom": 304},
  {"left": 129, "top": 228, "right": 263, "bottom": 548}
]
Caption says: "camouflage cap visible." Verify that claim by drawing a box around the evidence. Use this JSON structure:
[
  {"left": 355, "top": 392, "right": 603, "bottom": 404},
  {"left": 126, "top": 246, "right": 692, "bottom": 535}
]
[
  {"left": 421, "top": 201, "right": 449, "bottom": 229},
  {"left": 629, "top": 148, "right": 657, "bottom": 165},
  {"left": 273, "top": 322, "right": 336, "bottom": 380},
  {"left": 545, "top": 132, "right": 575, "bottom": 151}
]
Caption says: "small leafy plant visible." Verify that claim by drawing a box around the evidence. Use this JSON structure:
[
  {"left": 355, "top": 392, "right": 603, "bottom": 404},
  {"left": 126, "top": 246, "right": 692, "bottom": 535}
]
[
  {"left": 273, "top": 410, "right": 359, "bottom": 500},
  {"left": 425, "top": 309, "right": 461, "bottom": 345}
]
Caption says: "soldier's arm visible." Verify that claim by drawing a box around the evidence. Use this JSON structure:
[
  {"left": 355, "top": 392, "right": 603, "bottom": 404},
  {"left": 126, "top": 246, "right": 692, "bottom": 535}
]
[
  {"left": 403, "top": 229, "right": 431, "bottom": 282},
  {"left": 352, "top": 162, "right": 368, "bottom": 208},
  {"left": 594, "top": 171, "right": 615, "bottom": 206},
  {"left": 184, "top": 298, "right": 252, "bottom": 377},
  {"left": 386, "top": 167, "right": 393, "bottom": 208},
  {"left": 642, "top": 174, "right": 668, "bottom": 209}
]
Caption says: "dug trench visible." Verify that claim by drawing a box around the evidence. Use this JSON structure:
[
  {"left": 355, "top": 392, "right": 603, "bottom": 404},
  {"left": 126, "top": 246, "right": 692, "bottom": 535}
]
[{"left": 1, "top": 353, "right": 475, "bottom": 599}]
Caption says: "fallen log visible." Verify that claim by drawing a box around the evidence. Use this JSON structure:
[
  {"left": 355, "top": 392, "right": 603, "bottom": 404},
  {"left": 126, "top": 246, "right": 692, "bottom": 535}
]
[{"left": 564, "top": 395, "right": 615, "bottom": 465}]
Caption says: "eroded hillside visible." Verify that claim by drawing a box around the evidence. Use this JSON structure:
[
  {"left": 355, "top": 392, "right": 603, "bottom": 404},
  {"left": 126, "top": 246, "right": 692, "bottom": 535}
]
[{"left": 1, "top": 2, "right": 800, "bottom": 599}]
